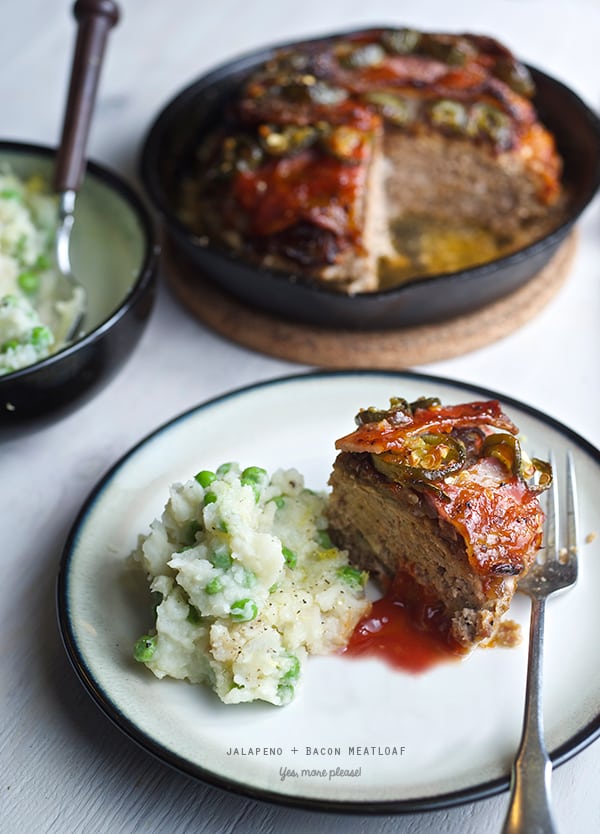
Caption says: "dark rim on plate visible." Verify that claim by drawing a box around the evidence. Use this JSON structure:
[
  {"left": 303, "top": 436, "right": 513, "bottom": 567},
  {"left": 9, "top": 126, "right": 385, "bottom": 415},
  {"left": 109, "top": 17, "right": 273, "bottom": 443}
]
[
  {"left": 0, "top": 140, "right": 159, "bottom": 384},
  {"left": 56, "top": 369, "right": 600, "bottom": 815},
  {"left": 139, "top": 28, "right": 600, "bottom": 329}
]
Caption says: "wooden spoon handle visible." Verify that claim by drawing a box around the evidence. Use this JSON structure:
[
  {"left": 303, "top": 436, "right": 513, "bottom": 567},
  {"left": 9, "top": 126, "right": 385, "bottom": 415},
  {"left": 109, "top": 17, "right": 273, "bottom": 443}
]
[{"left": 54, "top": 0, "right": 120, "bottom": 193}]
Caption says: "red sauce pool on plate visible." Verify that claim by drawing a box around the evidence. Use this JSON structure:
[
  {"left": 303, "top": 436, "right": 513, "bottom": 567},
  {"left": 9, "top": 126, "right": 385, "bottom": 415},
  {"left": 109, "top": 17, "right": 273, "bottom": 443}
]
[{"left": 344, "top": 572, "right": 467, "bottom": 672}]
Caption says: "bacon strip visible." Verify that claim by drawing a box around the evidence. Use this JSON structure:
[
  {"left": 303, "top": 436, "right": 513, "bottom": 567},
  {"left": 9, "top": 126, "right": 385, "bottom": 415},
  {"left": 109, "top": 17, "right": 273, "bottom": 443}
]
[
  {"left": 335, "top": 399, "right": 543, "bottom": 576},
  {"left": 335, "top": 399, "right": 518, "bottom": 454},
  {"left": 431, "top": 458, "right": 544, "bottom": 575}
]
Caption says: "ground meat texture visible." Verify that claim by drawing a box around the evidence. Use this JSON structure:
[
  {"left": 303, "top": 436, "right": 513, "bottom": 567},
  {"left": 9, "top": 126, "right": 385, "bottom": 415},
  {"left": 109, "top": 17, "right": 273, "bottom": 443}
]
[{"left": 326, "top": 452, "right": 517, "bottom": 647}]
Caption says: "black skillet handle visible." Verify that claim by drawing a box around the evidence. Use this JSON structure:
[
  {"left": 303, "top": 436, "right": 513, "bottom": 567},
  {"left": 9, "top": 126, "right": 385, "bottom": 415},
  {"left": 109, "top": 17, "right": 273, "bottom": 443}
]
[{"left": 54, "top": 0, "right": 120, "bottom": 193}]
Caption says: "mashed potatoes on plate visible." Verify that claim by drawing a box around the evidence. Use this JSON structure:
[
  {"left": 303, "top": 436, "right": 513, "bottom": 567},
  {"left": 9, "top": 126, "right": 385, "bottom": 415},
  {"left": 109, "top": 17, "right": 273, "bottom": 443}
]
[{"left": 132, "top": 463, "right": 370, "bottom": 706}]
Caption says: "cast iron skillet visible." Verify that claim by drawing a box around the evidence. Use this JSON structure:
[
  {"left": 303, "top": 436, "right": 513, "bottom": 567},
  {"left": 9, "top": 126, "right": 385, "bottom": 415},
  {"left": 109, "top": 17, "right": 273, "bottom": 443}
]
[{"left": 140, "top": 28, "right": 600, "bottom": 331}]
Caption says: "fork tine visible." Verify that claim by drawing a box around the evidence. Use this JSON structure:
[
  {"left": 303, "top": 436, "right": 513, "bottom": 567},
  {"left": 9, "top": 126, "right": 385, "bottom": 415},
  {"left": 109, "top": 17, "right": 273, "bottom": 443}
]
[
  {"left": 566, "top": 449, "right": 579, "bottom": 564},
  {"left": 545, "top": 449, "right": 558, "bottom": 561}
]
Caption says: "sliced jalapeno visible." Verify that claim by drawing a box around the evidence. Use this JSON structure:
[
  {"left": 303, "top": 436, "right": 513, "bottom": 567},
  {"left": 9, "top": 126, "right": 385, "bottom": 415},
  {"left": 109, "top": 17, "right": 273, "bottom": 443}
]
[
  {"left": 338, "top": 42, "right": 386, "bottom": 69},
  {"left": 467, "top": 103, "right": 511, "bottom": 145},
  {"left": 258, "top": 124, "right": 318, "bottom": 157},
  {"left": 481, "top": 432, "right": 522, "bottom": 476},
  {"left": 355, "top": 399, "right": 410, "bottom": 427},
  {"left": 419, "top": 34, "right": 475, "bottom": 66},
  {"left": 308, "top": 82, "right": 348, "bottom": 106},
  {"left": 355, "top": 395, "right": 440, "bottom": 427},
  {"left": 409, "top": 396, "right": 441, "bottom": 412},
  {"left": 529, "top": 457, "right": 553, "bottom": 493},
  {"left": 371, "top": 432, "right": 466, "bottom": 483},
  {"left": 320, "top": 126, "right": 364, "bottom": 162},
  {"left": 380, "top": 28, "right": 421, "bottom": 55},
  {"left": 492, "top": 57, "right": 535, "bottom": 98},
  {"left": 231, "top": 135, "right": 263, "bottom": 173},
  {"left": 363, "top": 92, "right": 416, "bottom": 127},
  {"left": 429, "top": 99, "right": 468, "bottom": 132}
]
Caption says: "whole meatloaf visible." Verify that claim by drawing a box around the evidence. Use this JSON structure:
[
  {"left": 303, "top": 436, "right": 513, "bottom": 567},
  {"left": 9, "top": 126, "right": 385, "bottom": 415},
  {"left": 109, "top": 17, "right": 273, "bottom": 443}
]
[
  {"left": 326, "top": 396, "right": 551, "bottom": 647},
  {"left": 179, "top": 27, "right": 564, "bottom": 292}
]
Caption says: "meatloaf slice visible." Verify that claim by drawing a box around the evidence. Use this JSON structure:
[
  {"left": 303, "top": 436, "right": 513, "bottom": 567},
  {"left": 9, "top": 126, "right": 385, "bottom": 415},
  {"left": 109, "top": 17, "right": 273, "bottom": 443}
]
[
  {"left": 326, "top": 396, "right": 549, "bottom": 648},
  {"left": 328, "top": 451, "right": 516, "bottom": 646}
]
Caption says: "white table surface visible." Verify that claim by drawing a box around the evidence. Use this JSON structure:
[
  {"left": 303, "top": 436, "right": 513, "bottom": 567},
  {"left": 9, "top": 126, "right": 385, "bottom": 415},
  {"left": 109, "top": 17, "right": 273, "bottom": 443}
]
[{"left": 2, "top": 1, "right": 599, "bottom": 832}]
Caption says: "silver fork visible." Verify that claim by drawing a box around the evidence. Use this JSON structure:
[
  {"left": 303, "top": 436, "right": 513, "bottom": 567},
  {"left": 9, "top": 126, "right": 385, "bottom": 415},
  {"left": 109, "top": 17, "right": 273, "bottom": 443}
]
[{"left": 501, "top": 451, "right": 579, "bottom": 834}]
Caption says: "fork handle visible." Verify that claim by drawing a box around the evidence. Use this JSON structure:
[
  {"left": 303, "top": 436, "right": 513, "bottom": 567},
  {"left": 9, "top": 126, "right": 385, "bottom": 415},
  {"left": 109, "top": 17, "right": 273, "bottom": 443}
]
[
  {"left": 54, "top": 0, "right": 120, "bottom": 193},
  {"left": 500, "top": 596, "right": 559, "bottom": 834}
]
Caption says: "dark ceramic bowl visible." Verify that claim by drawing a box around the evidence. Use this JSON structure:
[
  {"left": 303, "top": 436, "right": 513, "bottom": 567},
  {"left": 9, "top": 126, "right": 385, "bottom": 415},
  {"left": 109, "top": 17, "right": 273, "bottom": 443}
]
[
  {"left": 0, "top": 142, "right": 159, "bottom": 432},
  {"left": 140, "top": 29, "right": 600, "bottom": 331}
]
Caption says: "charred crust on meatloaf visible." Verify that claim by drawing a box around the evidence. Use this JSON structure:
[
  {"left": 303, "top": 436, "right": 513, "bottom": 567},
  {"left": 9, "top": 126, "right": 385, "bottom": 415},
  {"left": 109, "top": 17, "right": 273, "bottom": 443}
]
[{"left": 178, "top": 27, "right": 563, "bottom": 289}]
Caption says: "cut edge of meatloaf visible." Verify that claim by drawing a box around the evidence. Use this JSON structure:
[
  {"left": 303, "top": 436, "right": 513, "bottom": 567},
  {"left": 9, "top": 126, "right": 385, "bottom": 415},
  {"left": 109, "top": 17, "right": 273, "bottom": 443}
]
[
  {"left": 326, "top": 451, "right": 517, "bottom": 648},
  {"left": 382, "top": 129, "right": 566, "bottom": 242}
]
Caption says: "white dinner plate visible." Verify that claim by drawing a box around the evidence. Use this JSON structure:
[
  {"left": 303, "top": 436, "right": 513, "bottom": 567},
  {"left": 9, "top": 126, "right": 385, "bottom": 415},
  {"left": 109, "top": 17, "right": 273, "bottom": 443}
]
[{"left": 57, "top": 371, "right": 600, "bottom": 813}]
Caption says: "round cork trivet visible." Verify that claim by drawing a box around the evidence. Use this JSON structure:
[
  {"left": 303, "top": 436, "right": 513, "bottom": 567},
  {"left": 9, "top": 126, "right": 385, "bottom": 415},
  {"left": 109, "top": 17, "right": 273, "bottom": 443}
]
[{"left": 166, "top": 232, "right": 577, "bottom": 369}]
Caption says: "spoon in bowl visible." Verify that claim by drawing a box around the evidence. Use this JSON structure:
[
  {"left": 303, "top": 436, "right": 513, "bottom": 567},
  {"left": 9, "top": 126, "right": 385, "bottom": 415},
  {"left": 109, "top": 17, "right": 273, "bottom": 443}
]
[{"left": 52, "top": 0, "right": 120, "bottom": 345}]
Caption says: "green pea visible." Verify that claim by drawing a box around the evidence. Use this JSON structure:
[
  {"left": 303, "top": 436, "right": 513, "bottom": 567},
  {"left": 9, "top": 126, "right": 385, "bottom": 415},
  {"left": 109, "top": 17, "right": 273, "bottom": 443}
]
[
  {"left": 241, "top": 466, "right": 267, "bottom": 484},
  {"left": 14, "top": 235, "right": 27, "bottom": 261},
  {"left": 205, "top": 577, "right": 223, "bottom": 595},
  {"left": 195, "top": 469, "right": 216, "bottom": 487},
  {"left": 1, "top": 338, "right": 20, "bottom": 353},
  {"left": 34, "top": 253, "right": 51, "bottom": 270},
  {"left": 216, "top": 462, "right": 233, "bottom": 475},
  {"left": 336, "top": 565, "right": 367, "bottom": 590},
  {"left": 134, "top": 634, "right": 157, "bottom": 662},
  {"left": 268, "top": 496, "right": 286, "bottom": 509},
  {"left": 210, "top": 546, "right": 232, "bottom": 570},
  {"left": 277, "top": 683, "right": 295, "bottom": 705},
  {"left": 30, "top": 325, "right": 51, "bottom": 346},
  {"left": 241, "top": 467, "right": 267, "bottom": 503},
  {"left": 230, "top": 598, "right": 258, "bottom": 622},
  {"left": 281, "top": 654, "right": 300, "bottom": 682},
  {"left": 282, "top": 546, "right": 297, "bottom": 569},
  {"left": 204, "top": 491, "right": 217, "bottom": 505},
  {"left": 317, "top": 530, "right": 333, "bottom": 549},
  {"left": 241, "top": 568, "right": 257, "bottom": 588},
  {"left": 18, "top": 271, "right": 40, "bottom": 294}
]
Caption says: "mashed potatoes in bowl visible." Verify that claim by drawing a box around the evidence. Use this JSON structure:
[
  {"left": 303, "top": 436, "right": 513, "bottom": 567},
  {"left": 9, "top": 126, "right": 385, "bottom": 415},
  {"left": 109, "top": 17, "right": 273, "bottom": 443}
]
[
  {"left": 0, "top": 170, "right": 84, "bottom": 375},
  {"left": 132, "top": 462, "right": 370, "bottom": 706}
]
